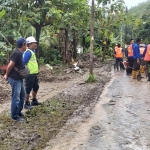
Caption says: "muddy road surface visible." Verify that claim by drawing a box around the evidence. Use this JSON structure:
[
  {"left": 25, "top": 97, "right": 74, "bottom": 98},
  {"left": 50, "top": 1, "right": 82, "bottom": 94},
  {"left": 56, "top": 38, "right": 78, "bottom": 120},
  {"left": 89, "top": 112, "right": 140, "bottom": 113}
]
[{"left": 45, "top": 71, "right": 150, "bottom": 150}]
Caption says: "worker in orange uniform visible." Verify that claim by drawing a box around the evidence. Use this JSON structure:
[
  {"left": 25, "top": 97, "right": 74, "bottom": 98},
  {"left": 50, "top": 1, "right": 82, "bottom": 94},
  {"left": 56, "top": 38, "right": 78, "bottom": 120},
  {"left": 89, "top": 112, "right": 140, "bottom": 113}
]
[
  {"left": 140, "top": 44, "right": 145, "bottom": 58},
  {"left": 114, "top": 43, "right": 124, "bottom": 71},
  {"left": 113, "top": 44, "right": 118, "bottom": 70},
  {"left": 139, "top": 44, "right": 146, "bottom": 74},
  {"left": 126, "top": 39, "right": 134, "bottom": 75},
  {"left": 143, "top": 44, "right": 150, "bottom": 81}
]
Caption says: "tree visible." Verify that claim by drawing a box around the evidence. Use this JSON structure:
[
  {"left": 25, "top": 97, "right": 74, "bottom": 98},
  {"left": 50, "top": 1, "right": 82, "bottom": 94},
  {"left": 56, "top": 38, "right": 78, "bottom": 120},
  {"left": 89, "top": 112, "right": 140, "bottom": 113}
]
[{"left": 94, "top": 0, "right": 126, "bottom": 62}]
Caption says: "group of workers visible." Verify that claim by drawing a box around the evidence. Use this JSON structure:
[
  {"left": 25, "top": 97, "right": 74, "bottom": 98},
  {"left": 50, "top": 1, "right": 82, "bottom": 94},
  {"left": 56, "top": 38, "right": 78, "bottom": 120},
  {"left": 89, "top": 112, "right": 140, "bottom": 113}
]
[{"left": 114, "top": 38, "right": 150, "bottom": 81}]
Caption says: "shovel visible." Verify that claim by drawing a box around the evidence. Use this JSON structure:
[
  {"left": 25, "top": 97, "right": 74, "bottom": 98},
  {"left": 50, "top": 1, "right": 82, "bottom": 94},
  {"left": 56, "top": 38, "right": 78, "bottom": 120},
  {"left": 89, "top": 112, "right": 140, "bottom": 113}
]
[{"left": 137, "top": 70, "right": 141, "bottom": 81}]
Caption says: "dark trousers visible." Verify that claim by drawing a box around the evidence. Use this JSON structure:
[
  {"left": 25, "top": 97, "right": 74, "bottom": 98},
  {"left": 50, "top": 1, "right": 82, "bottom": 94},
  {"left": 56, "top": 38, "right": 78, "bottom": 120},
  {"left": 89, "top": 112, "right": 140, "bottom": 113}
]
[
  {"left": 115, "top": 58, "right": 124, "bottom": 71},
  {"left": 133, "top": 58, "right": 141, "bottom": 71},
  {"left": 126, "top": 57, "right": 134, "bottom": 74},
  {"left": 145, "top": 61, "right": 150, "bottom": 80}
]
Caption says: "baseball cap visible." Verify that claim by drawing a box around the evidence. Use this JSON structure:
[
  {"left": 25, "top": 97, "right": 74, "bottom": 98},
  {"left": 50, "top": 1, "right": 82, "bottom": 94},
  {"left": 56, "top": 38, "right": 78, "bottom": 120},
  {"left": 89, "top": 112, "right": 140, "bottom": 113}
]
[
  {"left": 26, "top": 36, "right": 37, "bottom": 44},
  {"left": 16, "top": 37, "right": 26, "bottom": 48}
]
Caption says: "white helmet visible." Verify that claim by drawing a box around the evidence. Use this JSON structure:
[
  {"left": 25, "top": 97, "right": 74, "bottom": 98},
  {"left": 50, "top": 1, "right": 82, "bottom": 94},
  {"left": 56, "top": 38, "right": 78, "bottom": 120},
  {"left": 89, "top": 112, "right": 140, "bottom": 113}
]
[{"left": 26, "top": 36, "right": 37, "bottom": 44}]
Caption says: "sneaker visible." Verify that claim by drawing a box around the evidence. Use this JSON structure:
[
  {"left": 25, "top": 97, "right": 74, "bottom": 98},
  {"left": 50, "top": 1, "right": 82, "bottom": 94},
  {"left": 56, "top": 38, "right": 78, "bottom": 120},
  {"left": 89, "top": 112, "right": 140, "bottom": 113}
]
[
  {"left": 16, "top": 117, "right": 25, "bottom": 122},
  {"left": 31, "top": 98, "right": 42, "bottom": 106},
  {"left": 19, "top": 112, "right": 24, "bottom": 117},
  {"left": 13, "top": 117, "right": 25, "bottom": 122},
  {"left": 24, "top": 102, "right": 33, "bottom": 109}
]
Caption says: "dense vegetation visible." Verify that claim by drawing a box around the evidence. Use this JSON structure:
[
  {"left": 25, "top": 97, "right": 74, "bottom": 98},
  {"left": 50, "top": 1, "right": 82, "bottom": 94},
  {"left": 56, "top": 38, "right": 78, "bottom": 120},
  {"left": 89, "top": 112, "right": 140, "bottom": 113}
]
[
  {"left": 0, "top": 0, "right": 128, "bottom": 66},
  {"left": 126, "top": 0, "right": 150, "bottom": 44}
]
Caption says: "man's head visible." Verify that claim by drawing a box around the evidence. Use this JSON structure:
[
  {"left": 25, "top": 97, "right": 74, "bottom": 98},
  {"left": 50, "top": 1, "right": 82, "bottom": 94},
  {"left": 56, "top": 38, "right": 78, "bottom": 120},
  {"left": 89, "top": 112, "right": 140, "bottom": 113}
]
[
  {"left": 117, "top": 43, "right": 121, "bottom": 48},
  {"left": 26, "top": 36, "right": 37, "bottom": 50},
  {"left": 136, "top": 38, "right": 142, "bottom": 44},
  {"left": 16, "top": 37, "right": 27, "bottom": 51},
  {"left": 129, "top": 39, "right": 134, "bottom": 44}
]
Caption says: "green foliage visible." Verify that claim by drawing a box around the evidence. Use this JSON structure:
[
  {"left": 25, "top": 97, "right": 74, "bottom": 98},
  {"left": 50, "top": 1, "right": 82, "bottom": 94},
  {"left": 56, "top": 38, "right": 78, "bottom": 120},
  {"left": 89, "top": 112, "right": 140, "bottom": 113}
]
[
  {"left": 0, "top": 51, "right": 6, "bottom": 65},
  {"left": 83, "top": 47, "right": 90, "bottom": 54},
  {"left": 42, "top": 48, "right": 62, "bottom": 65},
  {"left": 37, "top": 57, "right": 45, "bottom": 66},
  {"left": 0, "top": 0, "right": 126, "bottom": 65},
  {"left": 94, "top": 47, "right": 103, "bottom": 57},
  {"left": 129, "top": 0, "right": 150, "bottom": 18},
  {"left": 0, "top": 42, "right": 12, "bottom": 65},
  {"left": 138, "top": 22, "right": 150, "bottom": 43},
  {"left": 86, "top": 74, "right": 96, "bottom": 83},
  {"left": 0, "top": 9, "right": 5, "bottom": 19},
  {"left": 128, "top": 1, "right": 150, "bottom": 43}
]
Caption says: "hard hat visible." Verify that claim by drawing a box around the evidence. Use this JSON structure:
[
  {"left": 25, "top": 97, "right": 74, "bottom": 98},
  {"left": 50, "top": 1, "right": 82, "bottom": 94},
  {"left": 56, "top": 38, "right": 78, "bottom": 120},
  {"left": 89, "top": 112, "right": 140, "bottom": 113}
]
[{"left": 26, "top": 36, "right": 37, "bottom": 44}]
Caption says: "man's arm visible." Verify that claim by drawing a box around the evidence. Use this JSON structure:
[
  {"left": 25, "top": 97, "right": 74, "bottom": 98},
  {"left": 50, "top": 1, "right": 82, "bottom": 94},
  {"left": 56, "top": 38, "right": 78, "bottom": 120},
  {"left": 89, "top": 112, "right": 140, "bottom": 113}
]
[
  {"left": 121, "top": 48, "right": 124, "bottom": 58},
  {"left": 23, "top": 50, "right": 31, "bottom": 65},
  {"left": 125, "top": 49, "right": 128, "bottom": 58},
  {"left": 3, "top": 61, "right": 15, "bottom": 80},
  {"left": 143, "top": 46, "right": 147, "bottom": 58}
]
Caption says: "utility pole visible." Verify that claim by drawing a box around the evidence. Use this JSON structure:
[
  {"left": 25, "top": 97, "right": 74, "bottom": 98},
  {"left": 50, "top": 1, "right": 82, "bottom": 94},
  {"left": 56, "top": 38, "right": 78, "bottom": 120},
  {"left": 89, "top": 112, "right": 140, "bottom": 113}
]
[{"left": 89, "top": 0, "right": 94, "bottom": 75}]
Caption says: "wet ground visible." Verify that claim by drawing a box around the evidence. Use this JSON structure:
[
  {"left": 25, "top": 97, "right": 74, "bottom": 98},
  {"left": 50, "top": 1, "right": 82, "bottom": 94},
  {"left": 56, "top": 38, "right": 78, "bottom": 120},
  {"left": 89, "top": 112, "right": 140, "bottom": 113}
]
[
  {"left": 44, "top": 70, "right": 150, "bottom": 150},
  {"left": 1, "top": 62, "right": 150, "bottom": 150},
  {"left": 0, "top": 62, "right": 112, "bottom": 150}
]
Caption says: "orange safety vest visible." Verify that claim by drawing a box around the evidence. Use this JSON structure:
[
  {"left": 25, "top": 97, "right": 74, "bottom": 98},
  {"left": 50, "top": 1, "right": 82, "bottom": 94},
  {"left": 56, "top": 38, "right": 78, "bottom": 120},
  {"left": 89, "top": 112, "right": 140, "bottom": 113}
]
[
  {"left": 127, "top": 44, "right": 133, "bottom": 57},
  {"left": 144, "top": 45, "right": 150, "bottom": 61},
  {"left": 115, "top": 47, "right": 123, "bottom": 58},
  {"left": 140, "top": 47, "right": 145, "bottom": 55}
]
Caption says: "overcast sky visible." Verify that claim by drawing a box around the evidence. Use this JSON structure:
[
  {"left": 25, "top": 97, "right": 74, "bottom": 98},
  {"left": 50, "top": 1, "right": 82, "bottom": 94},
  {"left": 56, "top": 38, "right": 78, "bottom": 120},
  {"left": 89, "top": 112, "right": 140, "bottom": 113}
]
[
  {"left": 89, "top": 0, "right": 147, "bottom": 8},
  {"left": 123, "top": 0, "right": 147, "bottom": 9}
]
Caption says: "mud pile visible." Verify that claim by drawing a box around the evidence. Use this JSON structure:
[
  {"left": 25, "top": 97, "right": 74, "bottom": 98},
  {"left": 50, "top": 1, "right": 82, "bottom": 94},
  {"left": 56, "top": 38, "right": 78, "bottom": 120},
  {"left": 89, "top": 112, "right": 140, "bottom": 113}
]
[
  {"left": 38, "top": 53, "right": 103, "bottom": 83},
  {"left": 38, "top": 66, "right": 55, "bottom": 82},
  {"left": 0, "top": 76, "right": 11, "bottom": 104}
]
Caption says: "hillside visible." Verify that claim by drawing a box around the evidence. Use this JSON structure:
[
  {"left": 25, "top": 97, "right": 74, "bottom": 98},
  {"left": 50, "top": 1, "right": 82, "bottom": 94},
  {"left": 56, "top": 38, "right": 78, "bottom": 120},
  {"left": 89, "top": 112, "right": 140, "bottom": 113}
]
[{"left": 129, "top": 0, "right": 150, "bottom": 18}]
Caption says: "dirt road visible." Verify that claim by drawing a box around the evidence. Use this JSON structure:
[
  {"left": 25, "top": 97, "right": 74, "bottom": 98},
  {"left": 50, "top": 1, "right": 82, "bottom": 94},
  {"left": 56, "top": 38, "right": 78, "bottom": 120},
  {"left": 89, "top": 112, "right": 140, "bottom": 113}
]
[{"left": 45, "top": 71, "right": 150, "bottom": 150}]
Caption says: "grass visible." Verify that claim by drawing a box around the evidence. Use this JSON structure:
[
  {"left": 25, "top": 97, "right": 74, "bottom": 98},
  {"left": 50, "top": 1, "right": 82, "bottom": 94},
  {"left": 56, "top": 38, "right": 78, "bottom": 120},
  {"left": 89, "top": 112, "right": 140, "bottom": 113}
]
[
  {"left": 86, "top": 74, "right": 97, "bottom": 83},
  {"left": 0, "top": 98, "right": 77, "bottom": 150}
]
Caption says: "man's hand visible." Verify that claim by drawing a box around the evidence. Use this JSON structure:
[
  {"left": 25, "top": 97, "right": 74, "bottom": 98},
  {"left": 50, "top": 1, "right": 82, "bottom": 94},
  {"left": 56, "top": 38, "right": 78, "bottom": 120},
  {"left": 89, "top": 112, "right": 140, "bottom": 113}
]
[
  {"left": 3, "top": 74, "right": 8, "bottom": 80},
  {"left": 137, "top": 59, "right": 140, "bottom": 64},
  {"left": 3, "top": 60, "right": 15, "bottom": 80}
]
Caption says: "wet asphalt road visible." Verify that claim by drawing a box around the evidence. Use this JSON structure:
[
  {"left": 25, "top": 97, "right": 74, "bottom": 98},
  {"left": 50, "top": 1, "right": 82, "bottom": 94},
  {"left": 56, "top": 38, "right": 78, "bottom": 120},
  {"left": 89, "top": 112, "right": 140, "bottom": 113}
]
[{"left": 45, "top": 70, "right": 150, "bottom": 150}]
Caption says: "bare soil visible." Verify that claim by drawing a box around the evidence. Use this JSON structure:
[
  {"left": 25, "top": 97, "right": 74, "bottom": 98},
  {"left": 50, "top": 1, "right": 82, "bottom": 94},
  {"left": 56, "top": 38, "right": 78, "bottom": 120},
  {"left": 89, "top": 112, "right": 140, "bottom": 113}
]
[{"left": 0, "top": 54, "right": 112, "bottom": 150}]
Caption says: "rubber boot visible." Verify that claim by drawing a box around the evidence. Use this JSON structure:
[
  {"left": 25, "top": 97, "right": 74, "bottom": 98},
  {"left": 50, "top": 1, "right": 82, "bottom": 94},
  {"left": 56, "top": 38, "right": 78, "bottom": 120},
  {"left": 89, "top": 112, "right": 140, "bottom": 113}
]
[{"left": 132, "top": 70, "right": 137, "bottom": 79}]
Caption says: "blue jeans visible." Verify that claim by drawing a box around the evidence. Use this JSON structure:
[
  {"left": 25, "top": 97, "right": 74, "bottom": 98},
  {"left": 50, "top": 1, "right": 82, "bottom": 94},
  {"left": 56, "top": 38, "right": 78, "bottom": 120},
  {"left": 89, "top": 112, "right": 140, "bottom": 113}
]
[{"left": 8, "top": 77, "right": 26, "bottom": 120}]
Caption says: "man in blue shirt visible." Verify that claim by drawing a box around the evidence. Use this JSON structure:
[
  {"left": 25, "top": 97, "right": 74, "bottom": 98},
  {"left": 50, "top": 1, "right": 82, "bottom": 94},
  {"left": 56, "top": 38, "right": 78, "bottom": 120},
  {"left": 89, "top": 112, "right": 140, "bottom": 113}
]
[
  {"left": 23, "top": 36, "right": 41, "bottom": 109},
  {"left": 132, "top": 38, "right": 142, "bottom": 79}
]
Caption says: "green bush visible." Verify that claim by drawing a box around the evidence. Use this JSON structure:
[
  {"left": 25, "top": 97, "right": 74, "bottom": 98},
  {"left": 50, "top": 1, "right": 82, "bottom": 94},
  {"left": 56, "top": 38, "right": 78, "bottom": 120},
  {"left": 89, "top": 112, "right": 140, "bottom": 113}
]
[
  {"left": 41, "top": 48, "right": 62, "bottom": 65},
  {"left": 37, "top": 57, "right": 45, "bottom": 66},
  {"left": 94, "top": 47, "right": 103, "bottom": 58},
  {"left": 86, "top": 74, "right": 96, "bottom": 83}
]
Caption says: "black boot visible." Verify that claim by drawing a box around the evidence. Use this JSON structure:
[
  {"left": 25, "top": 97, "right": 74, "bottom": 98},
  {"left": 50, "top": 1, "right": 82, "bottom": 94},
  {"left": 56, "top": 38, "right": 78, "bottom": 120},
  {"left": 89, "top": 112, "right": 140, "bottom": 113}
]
[{"left": 31, "top": 98, "right": 42, "bottom": 106}]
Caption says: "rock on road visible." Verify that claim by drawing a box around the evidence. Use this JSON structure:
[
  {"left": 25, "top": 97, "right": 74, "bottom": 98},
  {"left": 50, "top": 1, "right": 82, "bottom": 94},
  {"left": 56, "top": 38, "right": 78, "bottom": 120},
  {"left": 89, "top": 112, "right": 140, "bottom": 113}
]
[{"left": 45, "top": 70, "right": 150, "bottom": 150}]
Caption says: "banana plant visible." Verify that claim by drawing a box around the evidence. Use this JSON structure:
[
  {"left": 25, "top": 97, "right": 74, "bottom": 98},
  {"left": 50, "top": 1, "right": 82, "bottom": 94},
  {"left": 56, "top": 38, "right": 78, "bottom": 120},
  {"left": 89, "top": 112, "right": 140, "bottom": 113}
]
[{"left": 0, "top": 9, "right": 5, "bottom": 19}]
